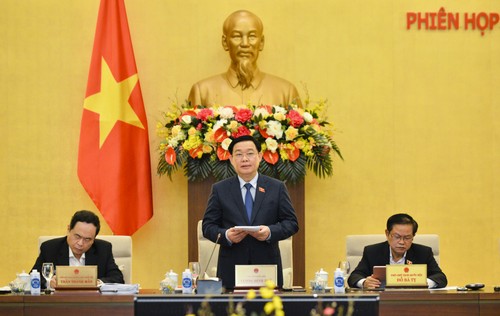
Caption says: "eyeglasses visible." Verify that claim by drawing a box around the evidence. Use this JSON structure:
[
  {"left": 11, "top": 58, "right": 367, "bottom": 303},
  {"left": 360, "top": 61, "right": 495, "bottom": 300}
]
[
  {"left": 233, "top": 152, "right": 257, "bottom": 160},
  {"left": 71, "top": 233, "right": 94, "bottom": 244},
  {"left": 390, "top": 233, "right": 414, "bottom": 242}
]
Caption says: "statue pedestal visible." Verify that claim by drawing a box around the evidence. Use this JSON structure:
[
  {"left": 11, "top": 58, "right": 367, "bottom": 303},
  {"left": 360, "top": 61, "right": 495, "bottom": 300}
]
[{"left": 187, "top": 177, "right": 305, "bottom": 287}]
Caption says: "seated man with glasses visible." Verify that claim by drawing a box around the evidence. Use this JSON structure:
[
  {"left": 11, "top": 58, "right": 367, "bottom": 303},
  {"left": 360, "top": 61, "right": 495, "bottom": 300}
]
[
  {"left": 31, "top": 210, "right": 124, "bottom": 288},
  {"left": 347, "top": 213, "right": 447, "bottom": 289}
]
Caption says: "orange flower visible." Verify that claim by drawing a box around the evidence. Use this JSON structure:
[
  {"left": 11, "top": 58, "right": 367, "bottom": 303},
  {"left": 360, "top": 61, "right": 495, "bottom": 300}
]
[
  {"left": 263, "top": 150, "right": 279, "bottom": 164},
  {"left": 217, "top": 146, "right": 230, "bottom": 161},
  {"left": 287, "top": 146, "right": 300, "bottom": 162},
  {"left": 165, "top": 146, "right": 176, "bottom": 165},
  {"left": 189, "top": 146, "right": 203, "bottom": 159}
]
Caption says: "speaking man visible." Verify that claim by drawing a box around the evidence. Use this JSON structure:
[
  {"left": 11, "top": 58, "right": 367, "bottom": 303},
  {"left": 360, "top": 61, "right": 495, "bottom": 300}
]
[{"left": 202, "top": 135, "right": 299, "bottom": 290}]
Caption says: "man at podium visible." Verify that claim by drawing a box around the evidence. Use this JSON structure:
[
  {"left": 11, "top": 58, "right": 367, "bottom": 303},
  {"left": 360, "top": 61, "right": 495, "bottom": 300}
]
[
  {"left": 348, "top": 213, "right": 447, "bottom": 289},
  {"left": 202, "top": 136, "right": 299, "bottom": 290}
]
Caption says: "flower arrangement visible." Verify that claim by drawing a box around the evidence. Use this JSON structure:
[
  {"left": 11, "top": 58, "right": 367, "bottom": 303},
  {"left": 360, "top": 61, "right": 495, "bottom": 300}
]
[
  {"left": 185, "top": 280, "right": 354, "bottom": 316},
  {"left": 156, "top": 98, "right": 342, "bottom": 184}
]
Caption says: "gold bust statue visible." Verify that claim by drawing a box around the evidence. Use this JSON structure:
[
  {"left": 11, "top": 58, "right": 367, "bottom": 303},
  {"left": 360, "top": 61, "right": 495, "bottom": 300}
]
[{"left": 188, "top": 10, "right": 302, "bottom": 107}]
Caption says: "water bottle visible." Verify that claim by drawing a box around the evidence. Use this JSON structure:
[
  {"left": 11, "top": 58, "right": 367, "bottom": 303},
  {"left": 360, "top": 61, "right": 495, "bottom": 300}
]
[
  {"left": 334, "top": 268, "right": 345, "bottom": 294},
  {"left": 30, "top": 269, "right": 41, "bottom": 295},
  {"left": 182, "top": 268, "right": 192, "bottom": 294}
]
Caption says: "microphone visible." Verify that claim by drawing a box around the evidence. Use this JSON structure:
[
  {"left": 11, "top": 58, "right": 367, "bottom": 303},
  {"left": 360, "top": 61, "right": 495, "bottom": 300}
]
[{"left": 200, "top": 233, "right": 221, "bottom": 280}]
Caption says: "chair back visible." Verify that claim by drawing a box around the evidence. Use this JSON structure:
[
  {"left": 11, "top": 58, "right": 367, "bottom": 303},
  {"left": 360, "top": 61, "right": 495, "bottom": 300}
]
[
  {"left": 38, "top": 235, "right": 132, "bottom": 284},
  {"left": 197, "top": 220, "right": 293, "bottom": 288},
  {"left": 345, "top": 234, "right": 440, "bottom": 275}
]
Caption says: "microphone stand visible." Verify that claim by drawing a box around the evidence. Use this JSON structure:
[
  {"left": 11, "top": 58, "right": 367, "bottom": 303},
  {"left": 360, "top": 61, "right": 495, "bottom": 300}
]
[{"left": 200, "top": 233, "right": 221, "bottom": 280}]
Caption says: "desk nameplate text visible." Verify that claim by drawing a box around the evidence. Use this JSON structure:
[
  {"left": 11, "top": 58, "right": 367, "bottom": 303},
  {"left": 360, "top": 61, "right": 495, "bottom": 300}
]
[
  {"left": 56, "top": 265, "right": 98, "bottom": 288},
  {"left": 235, "top": 265, "right": 277, "bottom": 288},
  {"left": 386, "top": 264, "right": 427, "bottom": 288}
]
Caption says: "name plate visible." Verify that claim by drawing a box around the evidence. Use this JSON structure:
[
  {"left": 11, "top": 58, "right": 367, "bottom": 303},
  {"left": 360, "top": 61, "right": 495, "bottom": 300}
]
[
  {"left": 56, "top": 266, "right": 98, "bottom": 288},
  {"left": 235, "top": 265, "right": 277, "bottom": 288},
  {"left": 386, "top": 264, "right": 427, "bottom": 288}
]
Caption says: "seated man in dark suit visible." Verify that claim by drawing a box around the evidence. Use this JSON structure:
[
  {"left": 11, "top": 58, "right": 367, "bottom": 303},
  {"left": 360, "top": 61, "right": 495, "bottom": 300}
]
[
  {"left": 32, "top": 210, "right": 124, "bottom": 288},
  {"left": 347, "top": 213, "right": 447, "bottom": 289}
]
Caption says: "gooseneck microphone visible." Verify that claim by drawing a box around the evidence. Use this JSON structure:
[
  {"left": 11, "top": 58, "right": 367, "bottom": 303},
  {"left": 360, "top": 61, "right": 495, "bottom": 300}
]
[{"left": 200, "top": 233, "right": 221, "bottom": 280}]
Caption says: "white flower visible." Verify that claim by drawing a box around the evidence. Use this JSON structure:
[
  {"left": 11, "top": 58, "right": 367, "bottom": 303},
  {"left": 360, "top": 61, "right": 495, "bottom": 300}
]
[
  {"left": 168, "top": 139, "right": 179, "bottom": 147},
  {"left": 303, "top": 112, "right": 313, "bottom": 123},
  {"left": 266, "top": 120, "right": 284, "bottom": 139},
  {"left": 221, "top": 137, "right": 232, "bottom": 150},
  {"left": 273, "top": 105, "right": 286, "bottom": 114},
  {"left": 265, "top": 138, "right": 279, "bottom": 152},
  {"left": 219, "top": 107, "right": 235, "bottom": 119},
  {"left": 213, "top": 118, "right": 228, "bottom": 132},
  {"left": 181, "top": 115, "right": 192, "bottom": 124},
  {"left": 171, "top": 125, "right": 182, "bottom": 137},
  {"left": 253, "top": 107, "right": 270, "bottom": 119}
]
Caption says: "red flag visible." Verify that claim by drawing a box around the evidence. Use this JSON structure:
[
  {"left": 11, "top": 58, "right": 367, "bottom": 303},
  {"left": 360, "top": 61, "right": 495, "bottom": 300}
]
[{"left": 78, "top": 0, "right": 153, "bottom": 235}]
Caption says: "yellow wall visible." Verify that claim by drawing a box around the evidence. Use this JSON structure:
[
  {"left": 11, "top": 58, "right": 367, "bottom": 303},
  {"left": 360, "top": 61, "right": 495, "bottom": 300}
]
[{"left": 1, "top": 0, "right": 499, "bottom": 289}]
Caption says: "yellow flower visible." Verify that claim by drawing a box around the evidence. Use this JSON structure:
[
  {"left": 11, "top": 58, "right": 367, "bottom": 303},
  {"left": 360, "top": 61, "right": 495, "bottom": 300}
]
[
  {"left": 258, "top": 120, "right": 267, "bottom": 129},
  {"left": 263, "top": 302, "right": 275, "bottom": 314},
  {"left": 274, "top": 112, "right": 286, "bottom": 121},
  {"left": 202, "top": 144, "right": 212, "bottom": 154},
  {"left": 246, "top": 289, "right": 256, "bottom": 300},
  {"left": 260, "top": 286, "right": 274, "bottom": 299},
  {"left": 295, "top": 138, "right": 306, "bottom": 149},
  {"left": 204, "top": 129, "right": 215, "bottom": 143},
  {"left": 285, "top": 126, "right": 298, "bottom": 141},
  {"left": 182, "top": 135, "right": 202, "bottom": 150},
  {"left": 228, "top": 120, "right": 239, "bottom": 132},
  {"left": 279, "top": 148, "right": 289, "bottom": 160},
  {"left": 188, "top": 127, "right": 197, "bottom": 136},
  {"left": 265, "top": 280, "right": 276, "bottom": 289},
  {"left": 273, "top": 296, "right": 283, "bottom": 310}
]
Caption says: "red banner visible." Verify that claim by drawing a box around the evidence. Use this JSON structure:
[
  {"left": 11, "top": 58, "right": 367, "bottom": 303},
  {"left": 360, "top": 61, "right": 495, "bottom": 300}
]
[{"left": 78, "top": 0, "right": 153, "bottom": 235}]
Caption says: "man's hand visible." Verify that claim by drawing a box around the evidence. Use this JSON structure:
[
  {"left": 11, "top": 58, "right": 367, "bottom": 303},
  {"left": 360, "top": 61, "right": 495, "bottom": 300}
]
[
  {"left": 363, "top": 275, "right": 382, "bottom": 289},
  {"left": 227, "top": 227, "right": 249, "bottom": 244},
  {"left": 248, "top": 225, "right": 270, "bottom": 241}
]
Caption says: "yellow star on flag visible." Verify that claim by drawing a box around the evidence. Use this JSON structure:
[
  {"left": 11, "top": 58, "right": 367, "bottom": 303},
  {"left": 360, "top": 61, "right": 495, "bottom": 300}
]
[{"left": 83, "top": 58, "right": 144, "bottom": 147}]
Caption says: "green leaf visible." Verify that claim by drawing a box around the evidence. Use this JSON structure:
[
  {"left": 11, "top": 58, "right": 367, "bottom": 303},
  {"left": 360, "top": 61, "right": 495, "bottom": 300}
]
[
  {"left": 211, "top": 159, "right": 236, "bottom": 181},
  {"left": 277, "top": 154, "right": 307, "bottom": 184},
  {"left": 184, "top": 155, "right": 212, "bottom": 182}
]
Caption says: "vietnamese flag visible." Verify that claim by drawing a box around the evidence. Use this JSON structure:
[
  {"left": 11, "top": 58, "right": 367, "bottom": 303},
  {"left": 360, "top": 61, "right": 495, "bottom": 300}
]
[{"left": 78, "top": 0, "right": 153, "bottom": 235}]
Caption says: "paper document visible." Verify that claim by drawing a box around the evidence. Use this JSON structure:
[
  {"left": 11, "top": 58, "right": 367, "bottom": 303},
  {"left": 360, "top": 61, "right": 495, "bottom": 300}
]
[
  {"left": 99, "top": 283, "right": 139, "bottom": 294},
  {"left": 234, "top": 226, "right": 260, "bottom": 232}
]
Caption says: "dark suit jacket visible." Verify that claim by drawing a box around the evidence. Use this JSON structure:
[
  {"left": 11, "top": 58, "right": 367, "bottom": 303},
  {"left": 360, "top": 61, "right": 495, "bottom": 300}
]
[
  {"left": 347, "top": 241, "right": 447, "bottom": 288},
  {"left": 31, "top": 236, "right": 124, "bottom": 287},
  {"left": 202, "top": 175, "right": 299, "bottom": 289}
]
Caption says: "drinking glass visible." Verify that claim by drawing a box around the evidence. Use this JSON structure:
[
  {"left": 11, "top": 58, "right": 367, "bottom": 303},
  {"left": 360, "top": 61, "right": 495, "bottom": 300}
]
[
  {"left": 41, "top": 262, "right": 54, "bottom": 293},
  {"left": 339, "top": 261, "right": 350, "bottom": 275},
  {"left": 188, "top": 262, "right": 200, "bottom": 281}
]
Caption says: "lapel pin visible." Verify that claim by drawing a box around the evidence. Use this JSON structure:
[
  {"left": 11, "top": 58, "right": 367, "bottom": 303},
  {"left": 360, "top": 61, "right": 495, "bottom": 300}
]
[{"left": 258, "top": 187, "right": 265, "bottom": 193}]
